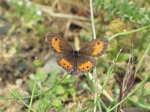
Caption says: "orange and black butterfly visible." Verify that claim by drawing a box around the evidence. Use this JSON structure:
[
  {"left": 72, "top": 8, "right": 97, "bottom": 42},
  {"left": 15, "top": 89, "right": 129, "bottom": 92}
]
[{"left": 46, "top": 33, "right": 108, "bottom": 76}]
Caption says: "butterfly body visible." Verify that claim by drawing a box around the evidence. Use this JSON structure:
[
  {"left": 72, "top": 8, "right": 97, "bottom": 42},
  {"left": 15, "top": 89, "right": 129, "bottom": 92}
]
[{"left": 46, "top": 33, "right": 108, "bottom": 76}]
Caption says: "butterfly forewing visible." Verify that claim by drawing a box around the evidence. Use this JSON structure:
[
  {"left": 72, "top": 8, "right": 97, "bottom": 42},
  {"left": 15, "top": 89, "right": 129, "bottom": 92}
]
[
  {"left": 79, "top": 38, "right": 108, "bottom": 57},
  {"left": 46, "top": 33, "right": 74, "bottom": 54}
]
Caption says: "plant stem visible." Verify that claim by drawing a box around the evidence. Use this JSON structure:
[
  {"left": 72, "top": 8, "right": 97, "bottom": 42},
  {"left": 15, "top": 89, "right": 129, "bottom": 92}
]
[
  {"left": 107, "top": 43, "right": 150, "bottom": 112},
  {"left": 108, "top": 73, "right": 150, "bottom": 112},
  {"left": 28, "top": 67, "right": 39, "bottom": 112},
  {"left": 35, "top": 73, "right": 69, "bottom": 96},
  {"left": 135, "top": 43, "right": 150, "bottom": 75},
  {"left": 18, "top": 96, "right": 36, "bottom": 112},
  {"left": 89, "top": 0, "right": 98, "bottom": 112},
  {"left": 0, "top": 73, "right": 68, "bottom": 100},
  {"left": 109, "top": 25, "right": 150, "bottom": 41},
  {"left": 90, "top": 0, "right": 96, "bottom": 40}
]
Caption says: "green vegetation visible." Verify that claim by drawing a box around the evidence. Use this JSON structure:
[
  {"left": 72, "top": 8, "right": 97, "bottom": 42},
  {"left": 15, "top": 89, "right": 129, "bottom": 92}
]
[{"left": 0, "top": 0, "right": 149, "bottom": 112}]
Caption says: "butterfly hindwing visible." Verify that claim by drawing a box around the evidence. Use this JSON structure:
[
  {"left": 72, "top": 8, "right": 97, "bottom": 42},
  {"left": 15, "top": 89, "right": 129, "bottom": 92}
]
[
  {"left": 76, "top": 55, "right": 97, "bottom": 75},
  {"left": 55, "top": 53, "right": 75, "bottom": 73}
]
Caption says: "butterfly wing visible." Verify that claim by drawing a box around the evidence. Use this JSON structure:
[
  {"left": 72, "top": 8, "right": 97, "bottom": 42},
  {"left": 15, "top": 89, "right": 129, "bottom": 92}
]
[
  {"left": 55, "top": 53, "right": 76, "bottom": 74},
  {"left": 56, "top": 52, "right": 97, "bottom": 76},
  {"left": 75, "top": 55, "right": 97, "bottom": 75},
  {"left": 47, "top": 33, "right": 76, "bottom": 74},
  {"left": 46, "top": 33, "right": 74, "bottom": 54},
  {"left": 79, "top": 38, "right": 108, "bottom": 57}
]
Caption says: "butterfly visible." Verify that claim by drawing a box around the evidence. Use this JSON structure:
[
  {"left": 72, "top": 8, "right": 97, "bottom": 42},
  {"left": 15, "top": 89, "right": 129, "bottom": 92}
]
[{"left": 46, "top": 33, "right": 108, "bottom": 76}]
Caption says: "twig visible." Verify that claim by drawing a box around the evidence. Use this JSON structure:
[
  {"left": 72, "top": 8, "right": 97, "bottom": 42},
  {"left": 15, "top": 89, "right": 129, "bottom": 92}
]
[
  {"left": 89, "top": 0, "right": 98, "bottom": 112},
  {"left": 36, "top": 4, "right": 89, "bottom": 21}
]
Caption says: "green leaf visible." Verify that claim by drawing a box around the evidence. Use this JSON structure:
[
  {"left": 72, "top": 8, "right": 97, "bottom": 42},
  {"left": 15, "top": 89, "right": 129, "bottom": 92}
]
[
  {"left": 80, "top": 82, "right": 91, "bottom": 92},
  {"left": 0, "top": 6, "right": 2, "bottom": 14},
  {"left": 52, "top": 98, "right": 62, "bottom": 107},
  {"left": 38, "top": 68, "right": 47, "bottom": 82},
  {"left": 68, "top": 88, "right": 76, "bottom": 97},
  {"left": 86, "top": 73, "right": 95, "bottom": 92},
  {"left": 45, "top": 71, "right": 60, "bottom": 87},
  {"left": 117, "top": 53, "right": 132, "bottom": 62},
  {"left": 55, "top": 85, "right": 65, "bottom": 95}
]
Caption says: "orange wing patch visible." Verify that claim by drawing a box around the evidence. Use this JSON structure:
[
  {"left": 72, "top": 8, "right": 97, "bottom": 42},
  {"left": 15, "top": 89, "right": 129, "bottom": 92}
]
[
  {"left": 92, "top": 41, "right": 104, "bottom": 55},
  {"left": 59, "top": 58, "right": 73, "bottom": 69},
  {"left": 79, "top": 61, "right": 93, "bottom": 71},
  {"left": 52, "top": 37, "right": 62, "bottom": 52}
]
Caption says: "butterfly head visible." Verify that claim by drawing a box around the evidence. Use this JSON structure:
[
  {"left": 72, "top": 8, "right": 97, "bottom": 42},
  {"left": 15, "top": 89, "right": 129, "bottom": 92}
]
[{"left": 68, "top": 70, "right": 80, "bottom": 76}]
